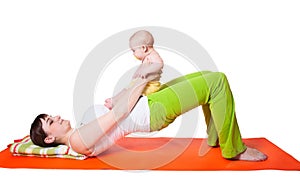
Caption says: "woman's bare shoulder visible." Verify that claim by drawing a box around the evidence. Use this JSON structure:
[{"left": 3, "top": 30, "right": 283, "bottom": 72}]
[{"left": 69, "top": 130, "right": 93, "bottom": 156}]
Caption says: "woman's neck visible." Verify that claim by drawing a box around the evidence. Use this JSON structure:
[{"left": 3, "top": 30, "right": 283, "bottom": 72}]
[{"left": 57, "top": 128, "right": 74, "bottom": 146}]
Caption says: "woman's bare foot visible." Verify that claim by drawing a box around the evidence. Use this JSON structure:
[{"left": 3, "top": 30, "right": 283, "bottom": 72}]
[{"left": 231, "top": 147, "right": 268, "bottom": 161}]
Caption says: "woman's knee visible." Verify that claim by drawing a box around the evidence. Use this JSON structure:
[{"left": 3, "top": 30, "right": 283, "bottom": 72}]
[
  {"left": 207, "top": 72, "right": 229, "bottom": 92},
  {"left": 215, "top": 72, "right": 227, "bottom": 80},
  {"left": 215, "top": 72, "right": 229, "bottom": 85}
]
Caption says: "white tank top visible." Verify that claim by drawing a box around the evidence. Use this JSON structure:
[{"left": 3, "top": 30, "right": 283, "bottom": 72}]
[
  {"left": 80, "top": 96, "right": 150, "bottom": 133},
  {"left": 77, "top": 96, "right": 151, "bottom": 156}
]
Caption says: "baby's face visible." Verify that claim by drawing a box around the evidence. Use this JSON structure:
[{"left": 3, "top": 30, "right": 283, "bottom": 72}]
[{"left": 131, "top": 46, "right": 145, "bottom": 61}]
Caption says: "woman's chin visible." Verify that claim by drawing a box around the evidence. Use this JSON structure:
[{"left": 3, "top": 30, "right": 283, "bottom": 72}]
[{"left": 63, "top": 120, "right": 72, "bottom": 128}]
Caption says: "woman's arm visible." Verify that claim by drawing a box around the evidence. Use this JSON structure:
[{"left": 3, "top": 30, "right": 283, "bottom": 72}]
[{"left": 69, "top": 77, "right": 153, "bottom": 155}]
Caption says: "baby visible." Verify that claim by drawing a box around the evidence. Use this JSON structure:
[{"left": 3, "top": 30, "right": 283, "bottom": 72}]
[
  {"left": 129, "top": 30, "right": 164, "bottom": 95},
  {"left": 105, "top": 30, "right": 164, "bottom": 109}
]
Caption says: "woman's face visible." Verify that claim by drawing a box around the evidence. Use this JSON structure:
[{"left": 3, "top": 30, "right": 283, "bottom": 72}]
[{"left": 40, "top": 115, "right": 71, "bottom": 141}]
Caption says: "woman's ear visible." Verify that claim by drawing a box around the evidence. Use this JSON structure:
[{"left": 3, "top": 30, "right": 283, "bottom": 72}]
[{"left": 44, "top": 135, "right": 55, "bottom": 144}]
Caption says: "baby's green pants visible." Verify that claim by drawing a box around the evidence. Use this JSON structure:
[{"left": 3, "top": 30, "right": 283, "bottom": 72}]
[{"left": 147, "top": 71, "right": 246, "bottom": 158}]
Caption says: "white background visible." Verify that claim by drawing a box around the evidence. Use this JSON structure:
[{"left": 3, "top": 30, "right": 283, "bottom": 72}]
[{"left": 0, "top": 0, "right": 299, "bottom": 194}]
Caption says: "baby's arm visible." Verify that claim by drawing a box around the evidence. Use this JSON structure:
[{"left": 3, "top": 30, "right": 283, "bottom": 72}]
[
  {"left": 133, "top": 52, "right": 164, "bottom": 79},
  {"left": 133, "top": 63, "right": 162, "bottom": 79}
]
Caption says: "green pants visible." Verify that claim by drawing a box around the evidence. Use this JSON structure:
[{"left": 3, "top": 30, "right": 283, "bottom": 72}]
[{"left": 147, "top": 71, "right": 246, "bottom": 158}]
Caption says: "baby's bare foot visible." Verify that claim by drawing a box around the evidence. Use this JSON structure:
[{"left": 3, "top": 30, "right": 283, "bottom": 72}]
[
  {"left": 232, "top": 147, "right": 267, "bottom": 161},
  {"left": 104, "top": 98, "right": 113, "bottom": 110}
]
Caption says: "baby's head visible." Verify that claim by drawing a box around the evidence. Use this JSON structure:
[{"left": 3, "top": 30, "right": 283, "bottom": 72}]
[
  {"left": 129, "top": 30, "right": 154, "bottom": 48},
  {"left": 129, "top": 30, "right": 154, "bottom": 60}
]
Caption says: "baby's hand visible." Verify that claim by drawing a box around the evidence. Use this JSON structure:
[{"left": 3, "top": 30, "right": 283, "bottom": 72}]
[
  {"left": 133, "top": 69, "right": 147, "bottom": 79},
  {"left": 136, "top": 72, "right": 147, "bottom": 79},
  {"left": 104, "top": 98, "right": 113, "bottom": 110},
  {"left": 146, "top": 73, "right": 160, "bottom": 81}
]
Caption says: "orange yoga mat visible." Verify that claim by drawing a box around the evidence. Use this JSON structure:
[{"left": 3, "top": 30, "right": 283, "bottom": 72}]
[{"left": 0, "top": 137, "right": 299, "bottom": 170}]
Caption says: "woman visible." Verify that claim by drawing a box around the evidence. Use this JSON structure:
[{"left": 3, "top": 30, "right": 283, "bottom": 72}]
[{"left": 30, "top": 71, "right": 267, "bottom": 161}]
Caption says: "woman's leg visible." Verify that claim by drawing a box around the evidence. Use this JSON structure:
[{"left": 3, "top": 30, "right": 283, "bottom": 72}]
[
  {"left": 159, "top": 71, "right": 212, "bottom": 90},
  {"left": 202, "top": 104, "right": 218, "bottom": 147},
  {"left": 147, "top": 71, "right": 246, "bottom": 159},
  {"left": 161, "top": 71, "right": 219, "bottom": 146}
]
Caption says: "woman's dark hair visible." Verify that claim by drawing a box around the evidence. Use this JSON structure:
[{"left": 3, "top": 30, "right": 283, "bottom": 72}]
[{"left": 30, "top": 114, "right": 59, "bottom": 147}]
